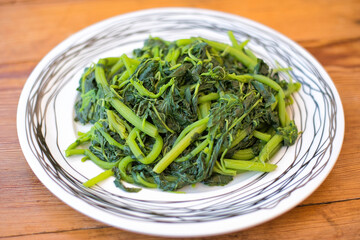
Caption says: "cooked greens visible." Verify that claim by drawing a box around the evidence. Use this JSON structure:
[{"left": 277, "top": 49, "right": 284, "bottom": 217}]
[{"left": 66, "top": 31, "right": 301, "bottom": 192}]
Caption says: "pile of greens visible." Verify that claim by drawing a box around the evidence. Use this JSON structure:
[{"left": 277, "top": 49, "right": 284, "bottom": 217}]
[{"left": 66, "top": 31, "right": 301, "bottom": 192}]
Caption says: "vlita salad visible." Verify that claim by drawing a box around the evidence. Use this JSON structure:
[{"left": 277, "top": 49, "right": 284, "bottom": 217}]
[{"left": 65, "top": 31, "right": 300, "bottom": 192}]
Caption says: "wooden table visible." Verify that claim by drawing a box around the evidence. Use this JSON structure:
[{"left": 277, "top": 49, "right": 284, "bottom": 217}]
[{"left": 1, "top": 0, "right": 359, "bottom": 239}]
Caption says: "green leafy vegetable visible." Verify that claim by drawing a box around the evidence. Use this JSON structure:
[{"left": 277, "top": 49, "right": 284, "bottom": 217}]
[{"left": 66, "top": 31, "right": 301, "bottom": 192}]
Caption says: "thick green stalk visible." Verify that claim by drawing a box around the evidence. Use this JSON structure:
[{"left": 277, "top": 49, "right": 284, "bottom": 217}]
[
  {"left": 198, "top": 93, "right": 219, "bottom": 103},
  {"left": 253, "top": 130, "right": 272, "bottom": 142},
  {"left": 226, "top": 73, "right": 253, "bottom": 83},
  {"left": 175, "top": 138, "right": 210, "bottom": 162},
  {"left": 83, "top": 169, "right": 114, "bottom": 188},
  {"left": 224, "top": 159, "right": 277, "bottom": 172},
  {"left": 120, "top": 54, "right": 140, "bottom": 75},
  {"left": 213, "top": 160, "right": 237, "bottom": 176},
  {"left": 199, "top": 101, "right": 211, "bottom": 119},
  {"left": 106, "top": 110, "right": 128, "bottom": 139},
  {"left": 173, "top": 117, "right": 209, "bottom": 147},
  {"left": 118, "top": 156, "right": 135, "bottom": 183},
  {"left": 229, "top": 129, "right": 248, "bottom": 149},
  {"left": 111, "top": 98, "right": 158, "bottom": 137},
  {"left": 175, "top": 38, "right": 195, "bottom": 46},
  {"left": 127, "top": 128, "right": 163, "bottom": 164},
  {"left": 231, "top": 148, "right": 255, "bottom": 160},
  {"left": 153, "top": 121, "right": 208, "bottom": 173},
  {"left": 108, "top": 59, "right": 124, "bottom": 80},
  {"left": 259, "top": 134, "right": 284, "bottom": 163}
]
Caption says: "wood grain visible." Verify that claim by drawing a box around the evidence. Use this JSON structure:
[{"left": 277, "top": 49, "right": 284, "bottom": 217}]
[{"left": 1, "top": 0, "right": 359, "bottom": 239}]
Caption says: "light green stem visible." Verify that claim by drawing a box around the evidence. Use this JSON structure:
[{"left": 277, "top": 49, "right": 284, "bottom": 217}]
[
  {"left": 83, "top": 169, "right": 114, "bottom": 188},
  {"left": 253, "top": 130, "right": 272, "bottom": 142},
  {"left": 259, "top": 134, "right": 284, "bottom": 163},
  {"left": 198, "top": 93, "right": 219, "bottom": 103},
  {"left": 127, "top": 128, "right": 163, "bottom": 164},
  {"left": 198, "top": 37, "right": 257, "bottom": 70},
  {"left": 224, "top": 159, "right": 277, "bottom": 172},
  {"left": 175, "top": 138, "right": 210, "bottom": 162},
  {"left": 173, "top": 117, "right": 209, "bottom": 147},
  {"left": 232, "top": 148, "right": 255, "bottom": 160},
  {"left": 118, "top": 156, "right": 134, "bottom": 183},
  {"left": 66, "top": 148, "right": 119, "bottom": 169},
  {"left": 153, "top": 121, "right": 208, "bottom": 173}
]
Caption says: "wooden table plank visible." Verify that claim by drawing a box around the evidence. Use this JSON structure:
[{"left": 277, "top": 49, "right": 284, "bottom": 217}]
[
  {"left": 0, "top": 0, "right": 359, "bottom": 65},
  {"left": 2, "top": 199, "right": 360, "bottom": 239}
]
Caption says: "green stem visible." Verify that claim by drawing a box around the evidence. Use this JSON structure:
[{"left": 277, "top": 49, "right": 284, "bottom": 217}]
[
  {"left": 175, "top": 38, "right": 195, "bottom": 46},
  {"left": 111, "top": 98, "right": 158, "bottom": 137},
  {"left": 244, "top": 49, "right": 258, "bottom": 62},
  {"left": 65, "top": 148, "right": 86, "bottom": 156},
  {"left": 198, "top": 93, "right": 219, "bottom": 103},
  {"left": 253, "top": 130, "right": 272, "bottom": 142},
  {"left": 229, "top": 129, "right": 248, "bottom": 149},
  {"left": 83, "top": 169, "right": 114, "bottom": 188},
  {"left": 224, "top": 159, "right": 277, "bottom": 172},
  {"left": 153, "top": 121, "right": 208, "bottom": 173},
  {"left": 118, "top": 156, "right": 135, "bottom": 183},
  {"left": 227, "top": 98, "right": 262, "bottom": 134},
  {"left": 66, "top": 130, "right": 92, "bottom": 151},
  {"left": 84, "top": 149, "right": 120, "bottom": 169},
  {"left": 106, "top": 110, "right": 128, "bottom": 139},
  {"left": 66, "top": 148, "right": 119, "bottom": 169},
  {"left": 120, "top": 54, "right": 140, "bottom": 75},
  {"left": 226, "top": 73, "right": 253, "bottom": 83},
  {"left": 199, "top": 101, "right": 211, "bottom": 119},
  {"left": 213, "top": 161, "right": 237, "bottom": 176},
  {"left": 173, "top": 117, "right": 209, "bottom": 147},
  {"left": 136, "top": 174, "right": 157, "bottom": 188},
  {"left": 259, "top": 134, "right": 284, "bottom": 163},
  {"left": 198, "top": 37, "right": 257, "bottom": 70},
  {"left": 127, "top": 128, "right": 163, "bottom": 164},
  {"left": 131, "top": 77, "right": 174, "bottom": 99},
  {"left": 175, "top": 138, "right": 209, "bottom": 162},
  {"left": 108, "top": 59, "right": 124, "bottom": 80},
  {"left": 231, "top": 148, "right": 255, "bottom": 160},
  {"left": 227, "top": 31, "right": 240, "bottom": 49}
]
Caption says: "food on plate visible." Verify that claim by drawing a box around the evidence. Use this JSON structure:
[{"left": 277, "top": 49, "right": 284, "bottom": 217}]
[{"left": 65, "top": 31, "right": 301, "bottom": 192}]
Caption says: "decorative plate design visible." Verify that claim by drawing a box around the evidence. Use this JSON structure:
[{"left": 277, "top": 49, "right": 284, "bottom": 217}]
[{"left": 17, "top": 8, "right": 344, "bottom": 237}]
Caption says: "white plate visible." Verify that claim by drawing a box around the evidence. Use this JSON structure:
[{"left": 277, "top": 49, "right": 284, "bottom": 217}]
[{"left": 17, "top": 8, "right": 345, "bottom": 237}]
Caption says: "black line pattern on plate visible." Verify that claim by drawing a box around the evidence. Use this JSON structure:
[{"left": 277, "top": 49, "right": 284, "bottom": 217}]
[{"left": 23, "top": 9, "right": 339, "bottom": 223}]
